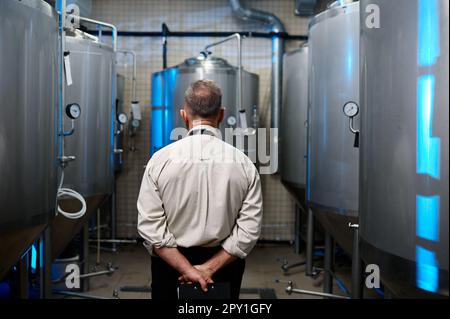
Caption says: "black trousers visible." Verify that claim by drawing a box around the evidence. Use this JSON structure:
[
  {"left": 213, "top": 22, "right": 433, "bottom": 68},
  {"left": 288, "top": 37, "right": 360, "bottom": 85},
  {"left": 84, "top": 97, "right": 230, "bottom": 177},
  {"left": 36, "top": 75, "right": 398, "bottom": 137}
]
[{"left": 151, "top": 246, "right": 245, "bottom": 299}]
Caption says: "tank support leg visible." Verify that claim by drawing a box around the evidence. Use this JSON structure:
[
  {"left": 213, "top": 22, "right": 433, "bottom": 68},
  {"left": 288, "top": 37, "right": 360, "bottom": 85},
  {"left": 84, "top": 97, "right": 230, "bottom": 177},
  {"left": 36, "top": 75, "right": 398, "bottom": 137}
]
[
  {"left": 294, "top": 204, "right": 302, "bottom": 255},
  {"left": 306, "top": 207, "right": 315, "bottom": 276},
  {"left": 324, "top": 231, "right": 334, "bottom": 294},
  {"left": 12, "top": 253, "right": 29, "bottom": 299},
  {"left": 111, "top": 188, "right": 117, "bottom": 252},
  {"left": 39, "top": 226, "right": 52, "bottom": 299},
  {"left": 350, "top": 223, "right": 363, "bottom": 299},
  {"left": 81, "top": 225, "right": 90, "bottom": 292}
]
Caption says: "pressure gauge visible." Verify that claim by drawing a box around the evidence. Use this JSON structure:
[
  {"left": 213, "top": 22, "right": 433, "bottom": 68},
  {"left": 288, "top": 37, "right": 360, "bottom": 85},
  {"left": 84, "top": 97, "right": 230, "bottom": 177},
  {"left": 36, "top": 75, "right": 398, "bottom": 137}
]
[
  {"left": 343, "top": 101, "right": 359, "bottom": 118},
  {"left": 227, "top": 116, "right": 237, "bottom": 126},
  {"left": 117, "top": 112, "right": 128, "bottom": 125},
  {"left": 66, "top": 103, "right": 81, "bottom": 120},
  {"left": 131, "top": 119, "right": 140, "bottom": 128}
]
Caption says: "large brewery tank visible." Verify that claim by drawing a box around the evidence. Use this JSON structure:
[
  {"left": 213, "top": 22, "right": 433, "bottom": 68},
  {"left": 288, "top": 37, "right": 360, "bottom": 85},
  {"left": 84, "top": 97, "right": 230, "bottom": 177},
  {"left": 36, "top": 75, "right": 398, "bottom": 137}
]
[
  {"left": 51, "top": 30, "right": 116, "bottom": 258},
  {"left": 0, "top": 0, "right": 58, "bottom": 279},
  {"left": 280, "top": 44, "right": 309, "bottom": 203},
  {"left": 307, "top": 1, "right": 360, "bottom": 253},
  {"left": 360, "top": 0, "right": 449, "bottom": 297},
  {"left": 151, "top": 55, "right": 259, "bottom": 157}
]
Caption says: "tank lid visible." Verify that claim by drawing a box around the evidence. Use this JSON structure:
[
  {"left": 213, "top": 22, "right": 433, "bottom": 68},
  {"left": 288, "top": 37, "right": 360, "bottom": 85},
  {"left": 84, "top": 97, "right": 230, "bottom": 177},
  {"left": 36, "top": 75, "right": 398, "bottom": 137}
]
[
  {"left": 309, "top": 0, "right": 359, "bottom": 30},
  {"left": 66, "top": 29, "right": 114, "bottom": 51},
  {"left": 181, "top": 56, "right": 234, "bottom": 70},
  {"left": 67, "top": 29, "right": 100, "bottom": 42},
  {"left": 16, "top": 0, "right": 57, "bottom": 19}
]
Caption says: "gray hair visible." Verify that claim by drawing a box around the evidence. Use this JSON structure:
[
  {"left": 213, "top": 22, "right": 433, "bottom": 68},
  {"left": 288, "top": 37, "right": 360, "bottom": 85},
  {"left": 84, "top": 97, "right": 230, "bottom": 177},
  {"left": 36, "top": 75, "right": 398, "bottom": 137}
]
[{"left": 184, "top": 80, "right": 222, "bottom": 118}]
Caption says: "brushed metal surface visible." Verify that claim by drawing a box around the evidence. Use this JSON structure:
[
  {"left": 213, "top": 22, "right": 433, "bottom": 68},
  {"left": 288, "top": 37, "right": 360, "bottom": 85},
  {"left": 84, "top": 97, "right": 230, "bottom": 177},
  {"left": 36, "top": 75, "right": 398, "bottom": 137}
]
[
  {"left": 360, "top": 0, "right": 448, "bottom": 296},
  {"left": 0, "top": 0, "right": 58, "bottom": 279},
  {"left": 280, "top": 45, "right": 309, "bottom": 190},
  {"left": 307, "top": 1, "right": 360, "bottom": 215},
  {"left": 63, "top": 35, "right": 115, "bottom": 197}
]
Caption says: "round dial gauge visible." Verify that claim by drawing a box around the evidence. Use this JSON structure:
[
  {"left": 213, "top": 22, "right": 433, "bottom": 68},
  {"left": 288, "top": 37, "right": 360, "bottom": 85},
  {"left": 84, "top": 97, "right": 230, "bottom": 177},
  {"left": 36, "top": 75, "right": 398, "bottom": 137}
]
[
  {"left": 227, "top": 116, "right": 237, "bottom": 126},
  {"left": 343, "top": 101, "right": 359, "bottom": 118},
  {"left": 131, "top": 119, "right": 140, "bottom": 128},
  {"left": 117, "top": 112, "right": 128, "bottom": 125},
  {"left": 66, "top": 103, "right": 81, "bottom": 119}
]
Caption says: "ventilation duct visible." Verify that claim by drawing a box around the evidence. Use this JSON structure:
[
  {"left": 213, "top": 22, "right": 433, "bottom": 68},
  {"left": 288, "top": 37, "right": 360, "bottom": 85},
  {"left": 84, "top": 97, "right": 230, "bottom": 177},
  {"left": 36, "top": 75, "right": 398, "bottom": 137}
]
[
  {"left": 294, "top": 0, "right": 318, "bottom": 16},
  {"left": 229, "top": 0, "right": 286, "bottom": 173}
]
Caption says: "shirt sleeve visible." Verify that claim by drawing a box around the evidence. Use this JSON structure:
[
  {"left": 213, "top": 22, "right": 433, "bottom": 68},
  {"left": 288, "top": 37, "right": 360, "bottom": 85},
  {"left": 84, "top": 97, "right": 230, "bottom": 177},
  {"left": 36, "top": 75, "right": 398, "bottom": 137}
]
[
  {"left": 137, "top": 159, "right": 177, "bottom": 255},
  {"left": 221, "top": 163, "right": 263, "bottom": 259}
]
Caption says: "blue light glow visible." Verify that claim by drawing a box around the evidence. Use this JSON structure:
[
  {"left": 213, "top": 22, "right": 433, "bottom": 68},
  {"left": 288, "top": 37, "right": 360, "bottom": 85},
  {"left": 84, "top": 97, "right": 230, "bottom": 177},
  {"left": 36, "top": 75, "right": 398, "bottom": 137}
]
[
  {"left": 150, "top": 69, "right": 178, "bottom": 155},
  {"left": 163, "top": 68, "right": 178, "bottom": 145},
  {"left": 418, "top": 0, "right": 440, "bottom": 66},
  {"left": 346, "top": 37, "right": 354, "bottom": 79},
  {"left": 417, "top": 75, "right": 440, "bottom": 179},
  {"left": 416, "top": 246, "right": 439, "bottom": 293},
  {"left": 31, "top": 244, "right": 37, "bottom": 272},
  {"left": 415, "top": 0, "right": 442, "bottom": 295},
  {"left": 151, "top": 73, "right": 164, "bottom": 156},
  {"left": 152, "top": 73, "right": 163, "bottom": 107},
  {"left": 151, "top": 109, "right": 163, "bottom": 156},
  {"left": 272, "top": 37, "right": 279, "bottom": 63},
  {"left": 416, "top": 195, "right": 440, "bottom": 241}
]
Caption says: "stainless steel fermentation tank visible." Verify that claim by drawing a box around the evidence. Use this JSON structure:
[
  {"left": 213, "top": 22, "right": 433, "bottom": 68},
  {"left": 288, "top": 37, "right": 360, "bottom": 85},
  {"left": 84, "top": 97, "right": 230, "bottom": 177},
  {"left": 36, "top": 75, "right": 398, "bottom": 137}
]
[
  {"left": 280, "top": 44, "right": 309, "bottom": 204},
  {"left": 0, "top": 0, "right": 58, "bottom": 279},
  {"left": 151, "top": 56, "right": 259, "bottom": 157},
  {"left": 307, "top": 1, "right": 360, "bottom": 253},
  {"left": 52, "top": 31, "right": 116, "bottom": 259},
  {"left": 360, "top": 0, "right": 449, "bottom": 297}
]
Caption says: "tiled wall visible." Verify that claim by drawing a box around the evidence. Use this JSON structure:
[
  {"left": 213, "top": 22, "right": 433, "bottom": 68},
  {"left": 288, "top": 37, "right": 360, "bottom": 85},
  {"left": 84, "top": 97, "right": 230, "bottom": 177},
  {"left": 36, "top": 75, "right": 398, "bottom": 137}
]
[{"left": 91, "top": 0, "right": 310, "bottom": 240}]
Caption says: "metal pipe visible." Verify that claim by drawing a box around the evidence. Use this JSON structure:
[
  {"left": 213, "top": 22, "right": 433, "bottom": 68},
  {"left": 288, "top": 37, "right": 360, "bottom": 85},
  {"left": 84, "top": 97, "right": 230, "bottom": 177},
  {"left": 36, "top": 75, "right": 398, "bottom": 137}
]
[
  {"left": 288, "top": 288, "right": 350, "bottom": 300},
  {"left": 162, "top": 23, "right": 169, "bottom": 69},
  {"left": 349, "top": 223, "right": 363, "bottom": 298},
  {"left": 229, "top": 0, "right": 285, "bottom": 32},
  {"left": 324, "top": 232, "right": 334, "bottom": 294},
  {"left": 56, "top": 0, "right": 67, "bottom": 164},
  {"left": 229, "top": 0, "right": 286, "bottom": 172},
  {"left": 203, "top": 33, "right": 242, "bottom": 118},
  {"left": 79, "top": 268, "right": 115, "bottom": 279},
  {"left": 87, "top": 30, "right": 307, "bottom": 40},
  {"left": 306, "top": 207, "right": 315, "bottom": 276},
  {"left": 67, "top": 15, "right": 118, "bottom": 52},
  {"left": 53, "top": 290, "right": 113, "bottom": 299},
  {"left": 117, "top": 50, "right": 138, "bottom": 102}
]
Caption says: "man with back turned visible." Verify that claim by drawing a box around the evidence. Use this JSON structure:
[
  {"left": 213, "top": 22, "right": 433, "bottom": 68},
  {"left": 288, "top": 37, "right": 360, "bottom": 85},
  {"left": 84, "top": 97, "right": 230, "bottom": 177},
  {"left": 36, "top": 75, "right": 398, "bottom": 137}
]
[{"left": 137, "top": 79, "right": 263, "bottom": 299}]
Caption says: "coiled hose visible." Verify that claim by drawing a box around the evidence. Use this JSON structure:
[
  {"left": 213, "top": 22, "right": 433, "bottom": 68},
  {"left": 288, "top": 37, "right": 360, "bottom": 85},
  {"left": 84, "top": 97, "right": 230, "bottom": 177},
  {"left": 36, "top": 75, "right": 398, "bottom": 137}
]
[{"left": 57, "top": 170, "right": 87, "bottom": 219}]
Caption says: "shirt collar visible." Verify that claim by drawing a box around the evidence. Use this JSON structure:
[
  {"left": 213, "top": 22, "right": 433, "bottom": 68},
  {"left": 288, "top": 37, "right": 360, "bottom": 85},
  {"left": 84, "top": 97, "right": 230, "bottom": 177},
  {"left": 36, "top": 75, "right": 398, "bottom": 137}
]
[{"left": 187, "top": 125, "right": 222, "bottom": 139}]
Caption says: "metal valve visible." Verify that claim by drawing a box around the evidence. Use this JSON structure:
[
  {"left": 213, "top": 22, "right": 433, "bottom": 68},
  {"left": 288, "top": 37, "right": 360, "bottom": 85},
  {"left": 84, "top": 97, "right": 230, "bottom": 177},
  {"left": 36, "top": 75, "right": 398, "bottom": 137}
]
[
  {"left": 275, "top": 279, "right": 294, "bottom": 295},
  {"left": 348, "top": 222, "right": 359, "bottom": 229},
  {"left": 58, "top": 155, "right": 76, "bottom": 168}
]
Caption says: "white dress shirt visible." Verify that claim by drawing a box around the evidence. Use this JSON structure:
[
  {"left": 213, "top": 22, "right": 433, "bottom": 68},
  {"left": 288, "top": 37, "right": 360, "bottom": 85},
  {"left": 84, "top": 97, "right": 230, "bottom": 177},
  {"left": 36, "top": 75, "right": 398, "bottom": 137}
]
[{"left": 137, "top": 125, "right": 263, "bottom": 259}]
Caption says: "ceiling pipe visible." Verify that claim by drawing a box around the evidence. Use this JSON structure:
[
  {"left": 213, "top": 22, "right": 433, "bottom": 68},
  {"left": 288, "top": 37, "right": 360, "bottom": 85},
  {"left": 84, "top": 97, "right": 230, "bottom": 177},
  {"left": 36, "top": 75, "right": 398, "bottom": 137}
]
[{"left": 229, "top": 0, "right": 286, "bottom": 173}]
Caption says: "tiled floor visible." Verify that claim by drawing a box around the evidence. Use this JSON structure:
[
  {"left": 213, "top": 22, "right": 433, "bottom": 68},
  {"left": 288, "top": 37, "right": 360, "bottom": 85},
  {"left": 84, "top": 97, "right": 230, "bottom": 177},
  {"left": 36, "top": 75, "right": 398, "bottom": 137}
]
[{"left": 76, "top": 243, "right": 368, "bottom": 300}]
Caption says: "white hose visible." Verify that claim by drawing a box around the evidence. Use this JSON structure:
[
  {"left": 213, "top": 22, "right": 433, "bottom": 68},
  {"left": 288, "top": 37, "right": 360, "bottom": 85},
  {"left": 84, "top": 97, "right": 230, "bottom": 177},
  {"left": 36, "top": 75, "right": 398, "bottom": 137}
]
[{"left": 57, "top": 170, "right": 87, "bottom": 219}]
